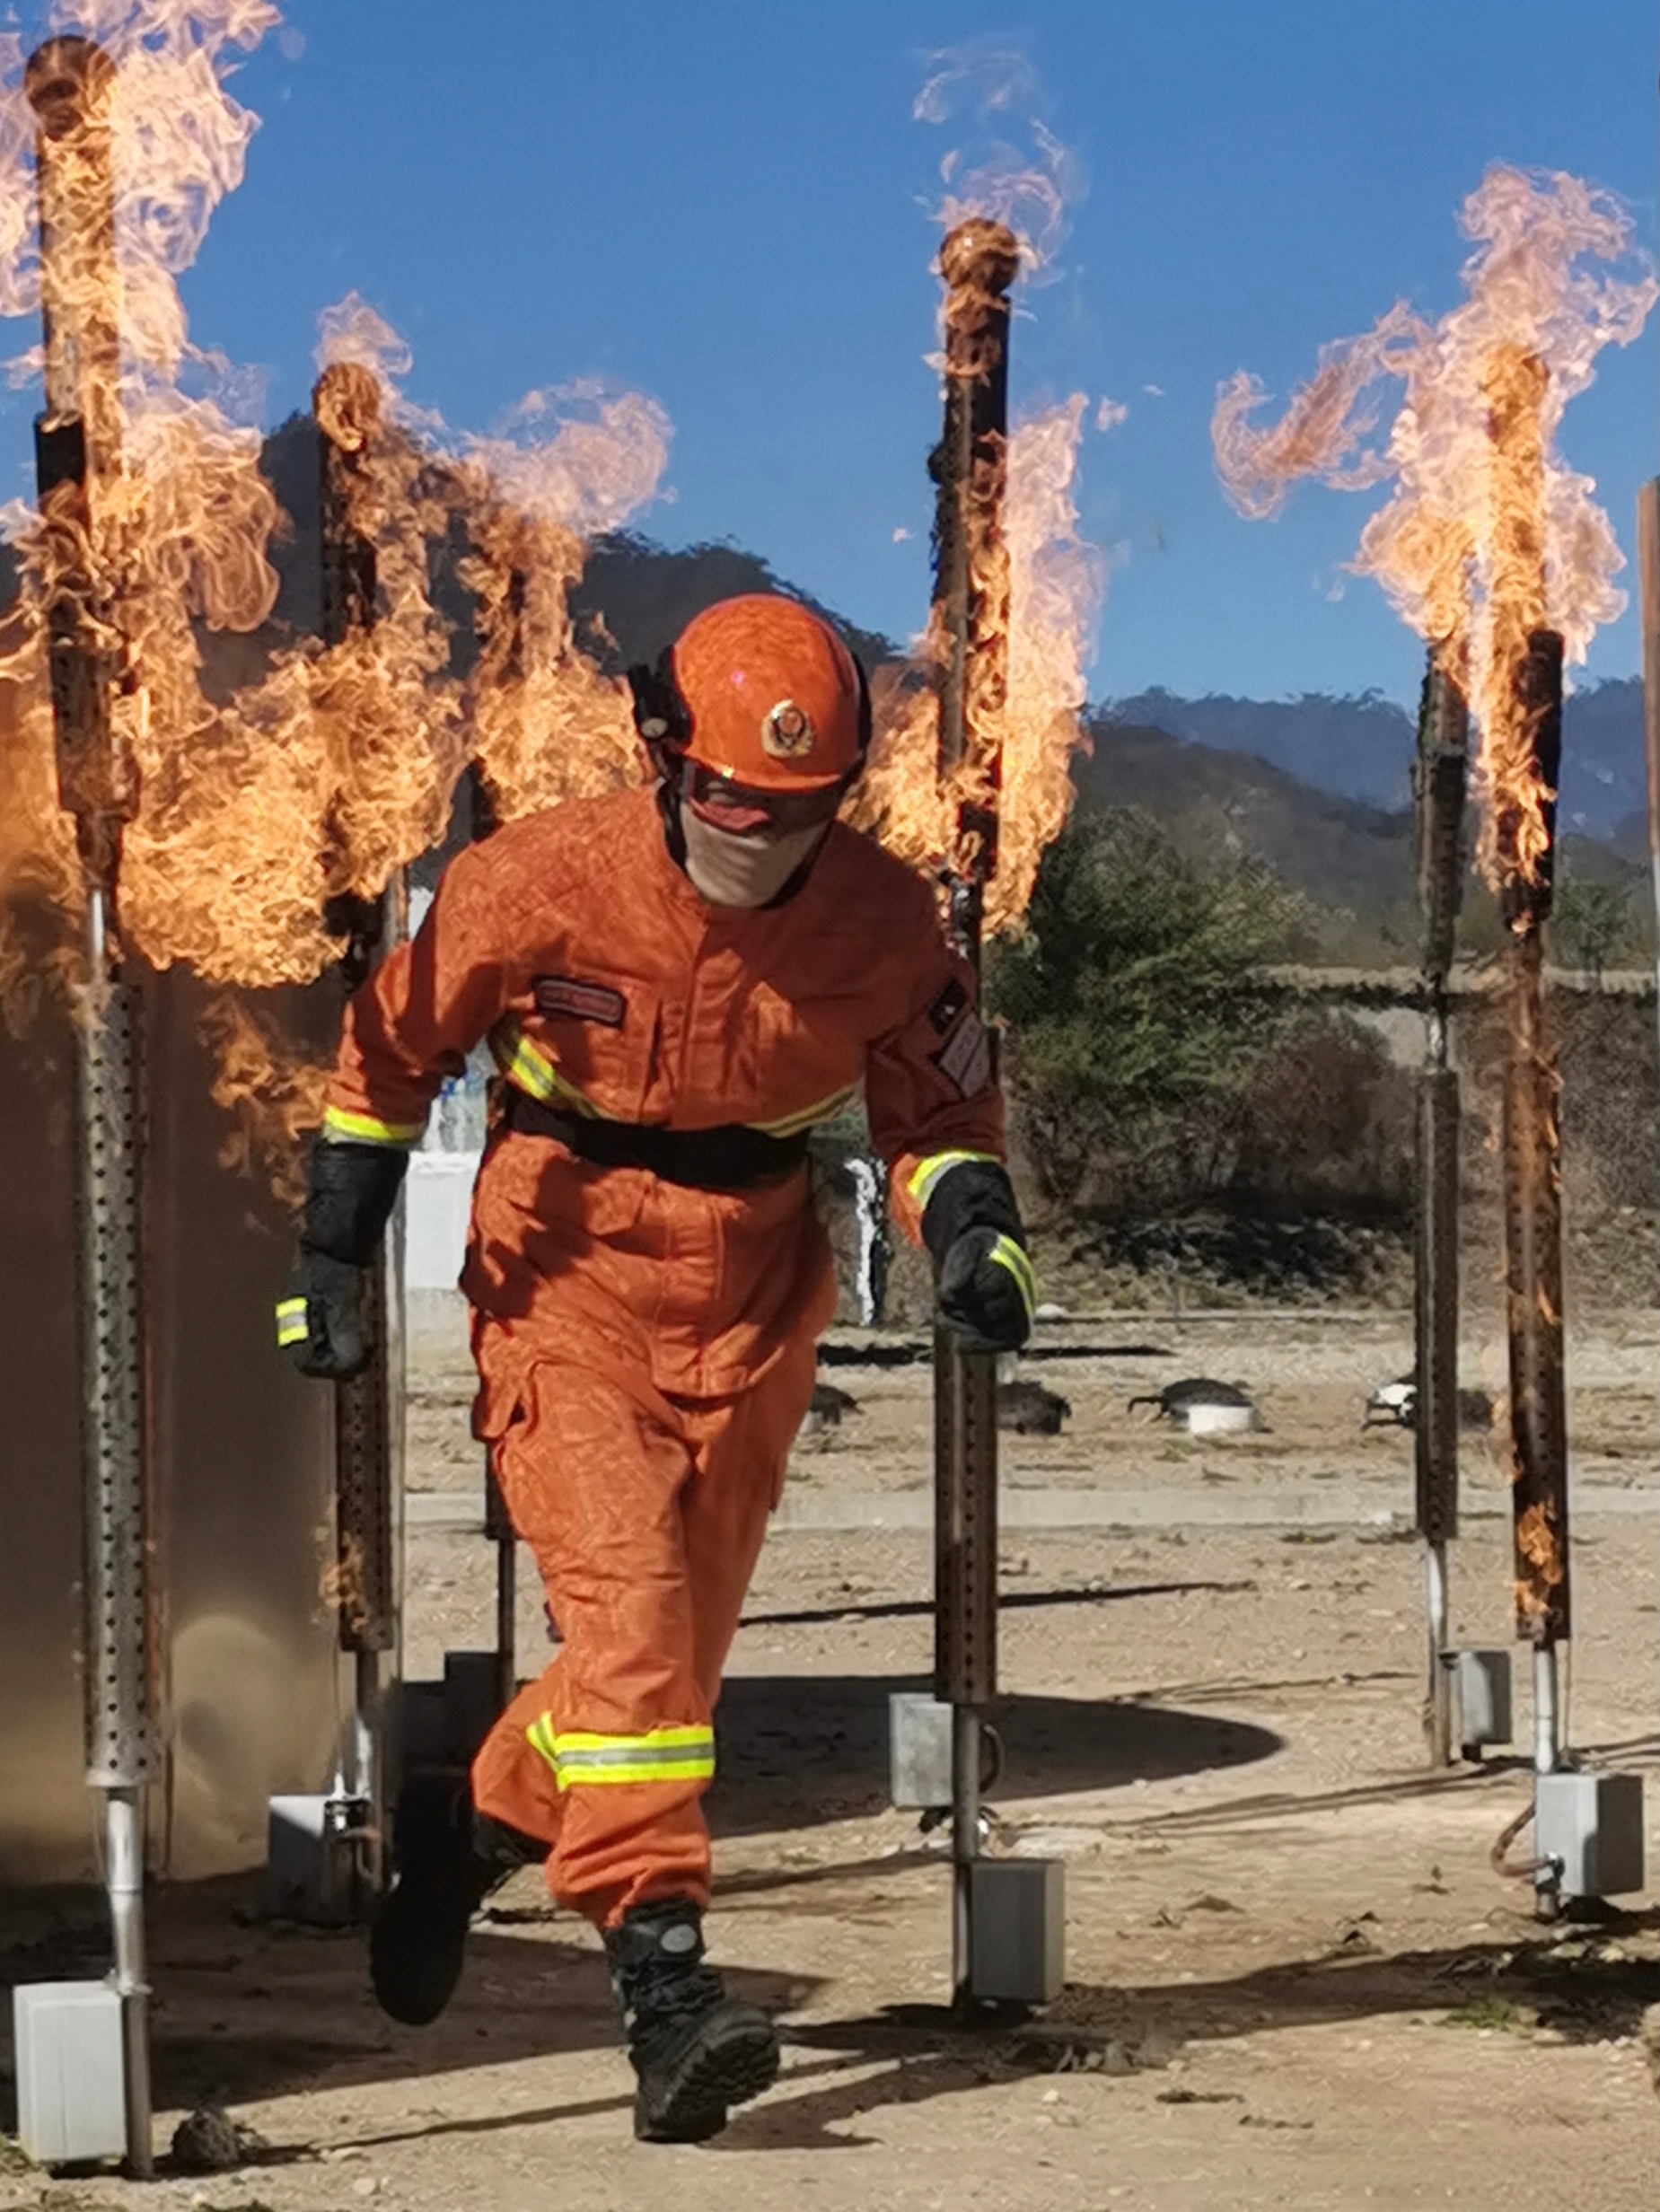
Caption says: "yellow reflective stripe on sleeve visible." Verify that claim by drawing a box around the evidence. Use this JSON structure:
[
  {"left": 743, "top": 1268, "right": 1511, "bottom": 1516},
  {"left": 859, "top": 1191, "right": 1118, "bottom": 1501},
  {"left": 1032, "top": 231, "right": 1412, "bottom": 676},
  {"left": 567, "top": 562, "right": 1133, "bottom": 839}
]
[
  {"left": 988, "top": 1233, "right": 1038, "bottom": 1318},
  {"left": 275, "top": 1296, "right": 309, "bottom": 1347},
  {"left": 526, "top": 1712, "right": 559, "bottom": 1773},
  {"left": 523, "top": 1716, "right": 716, "bottom": 1792},
  {"left": 489, "top": 1019, "right": 601, "bottom": 1117},
  {"left": 750, "top": 1084, "right": 858, "bottom": 1139},
  {"left": 906, "top": 1149, "right": 1002, "bottom": 1209},
  {"left": 322, "top": 1104, "right": 426, "bottom": 1146}
]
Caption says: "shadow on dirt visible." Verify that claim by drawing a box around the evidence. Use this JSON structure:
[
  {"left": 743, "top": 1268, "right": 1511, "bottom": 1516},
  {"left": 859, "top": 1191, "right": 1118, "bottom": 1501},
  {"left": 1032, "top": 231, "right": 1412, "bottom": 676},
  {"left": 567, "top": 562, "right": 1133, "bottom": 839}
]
[
  {"left": 5, "top": 1884, "right": 1650, "bottom": 2164},
  {"left": 0, "top": 1891, "right": 726, "bottom": 2141},
  {"left": 708, "top": 1921, "right": 1660, "bottom": 2152},
  {"left": 708, "top": 1676, "right": 1283, "bottom": 1840},
  {"left": 818, "top": 1339, "right": 1173, "bottom": 1368},
  {"left": 739, "top": 1577, "right": 1257, "bottom": 1631}
]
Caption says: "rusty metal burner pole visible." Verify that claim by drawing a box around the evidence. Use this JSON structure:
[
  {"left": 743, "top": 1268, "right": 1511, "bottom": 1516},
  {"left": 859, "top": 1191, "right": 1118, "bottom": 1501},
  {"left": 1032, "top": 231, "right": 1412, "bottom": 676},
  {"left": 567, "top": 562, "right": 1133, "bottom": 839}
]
[
  {"left": 931, "top": 217, "right": 1018, "bottom": 2010},
  {"left": 1486, "top": 349, "right": 1569, "bottom": 1778},
  {"left": 1413, "top": 645, "right": 1470, "bottom": 1764},
  {"left": 315, "top": 363, "right": 405, "bottom": 1901},
  {"left": 27, "top": 36, "right": 156, "bottom": 2179}
]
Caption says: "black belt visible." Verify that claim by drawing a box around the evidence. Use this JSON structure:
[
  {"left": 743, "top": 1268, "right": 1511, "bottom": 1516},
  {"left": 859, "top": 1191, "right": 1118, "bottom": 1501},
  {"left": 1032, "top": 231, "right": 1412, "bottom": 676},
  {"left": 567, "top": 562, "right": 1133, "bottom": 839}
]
[{"left": 499, "top": 1087, "right": 811, "bottom": 1191}]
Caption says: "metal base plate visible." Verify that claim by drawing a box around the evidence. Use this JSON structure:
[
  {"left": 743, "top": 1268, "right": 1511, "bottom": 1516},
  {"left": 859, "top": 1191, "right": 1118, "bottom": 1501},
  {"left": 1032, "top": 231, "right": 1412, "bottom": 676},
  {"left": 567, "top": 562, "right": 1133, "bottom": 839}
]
[{"left": 13, "top": 1981, "right": 127, "bottom": 2167}]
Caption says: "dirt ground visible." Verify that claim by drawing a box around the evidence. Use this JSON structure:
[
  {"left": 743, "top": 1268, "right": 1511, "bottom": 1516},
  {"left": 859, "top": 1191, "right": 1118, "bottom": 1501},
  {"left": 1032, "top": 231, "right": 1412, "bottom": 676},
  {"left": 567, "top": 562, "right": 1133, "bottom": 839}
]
[{"left": 5, "top": 1302, "right": 1660, "bottom": 2211}]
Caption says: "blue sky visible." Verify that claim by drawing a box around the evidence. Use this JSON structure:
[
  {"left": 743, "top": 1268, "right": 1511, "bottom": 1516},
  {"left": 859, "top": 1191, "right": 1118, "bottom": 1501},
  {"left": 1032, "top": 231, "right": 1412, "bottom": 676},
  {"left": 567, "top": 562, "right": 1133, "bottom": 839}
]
[{"left": 7, "top": 0, "right": 1656, "bottom": 707}]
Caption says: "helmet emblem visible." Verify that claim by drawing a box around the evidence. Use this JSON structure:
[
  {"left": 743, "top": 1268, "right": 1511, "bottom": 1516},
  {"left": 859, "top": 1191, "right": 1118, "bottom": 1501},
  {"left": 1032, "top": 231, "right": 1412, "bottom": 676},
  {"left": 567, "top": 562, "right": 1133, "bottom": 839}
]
[{"left": 762, "top": 698, "right": 816, "bottom": 759}]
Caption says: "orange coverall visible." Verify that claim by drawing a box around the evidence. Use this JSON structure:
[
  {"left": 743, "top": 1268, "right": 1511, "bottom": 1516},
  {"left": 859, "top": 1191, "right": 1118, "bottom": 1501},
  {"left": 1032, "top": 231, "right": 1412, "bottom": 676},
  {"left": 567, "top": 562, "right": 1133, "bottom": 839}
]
[{"left": 327, "top": 783, "right": 1005, "bottom": 1926}]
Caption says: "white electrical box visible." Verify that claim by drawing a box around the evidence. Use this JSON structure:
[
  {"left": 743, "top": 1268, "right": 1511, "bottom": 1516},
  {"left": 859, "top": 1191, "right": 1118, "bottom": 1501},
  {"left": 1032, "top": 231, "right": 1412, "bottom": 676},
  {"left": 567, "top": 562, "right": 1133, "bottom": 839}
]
[{"left": 13, "top": 1981, "right": 127, "bottom": 2167}]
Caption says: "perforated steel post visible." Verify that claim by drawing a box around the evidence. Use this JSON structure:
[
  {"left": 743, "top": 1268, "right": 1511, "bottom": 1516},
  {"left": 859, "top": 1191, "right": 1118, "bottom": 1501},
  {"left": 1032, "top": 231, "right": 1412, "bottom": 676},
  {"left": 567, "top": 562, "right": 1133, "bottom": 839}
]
[
  {"left": 1484, "top": 354, "right": 1570, "bottom": 1778},
  {"left": 930, "top": 218, "right": 1018, "bottom": 2009},
  {"left": 1412, "top": 645, "right": 1469, "bottom": 1763},
  {"left": 1499, "top": 630, "right": 1569, "bottom": 1674},
  {"left": 316, "top": 362, "right": 405, "bottom": 1893},
  {"left": 28, "top": 34, "right": 155, "bottom": 2178}
]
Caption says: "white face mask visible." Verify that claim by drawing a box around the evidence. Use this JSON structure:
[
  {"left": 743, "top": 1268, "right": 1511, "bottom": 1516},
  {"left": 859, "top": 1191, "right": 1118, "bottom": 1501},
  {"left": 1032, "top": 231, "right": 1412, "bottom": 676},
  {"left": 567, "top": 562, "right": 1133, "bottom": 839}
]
[{"left": 679, "top": 807, "right": 830, "bottom": 908}]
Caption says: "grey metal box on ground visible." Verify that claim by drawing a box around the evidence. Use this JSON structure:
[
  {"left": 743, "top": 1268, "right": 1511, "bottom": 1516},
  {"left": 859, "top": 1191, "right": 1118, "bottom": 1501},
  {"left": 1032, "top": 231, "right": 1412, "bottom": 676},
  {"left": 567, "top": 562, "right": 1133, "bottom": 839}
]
[
  {"left": 13, "top": 1981, "right": 127, "bottom": 2166},
  {"left": 968, "top": 1858, "right": 1066, "bottom": 2004},
  {"left": 1534, "top": 1771, "right": 1645, "bottom": 1900}
]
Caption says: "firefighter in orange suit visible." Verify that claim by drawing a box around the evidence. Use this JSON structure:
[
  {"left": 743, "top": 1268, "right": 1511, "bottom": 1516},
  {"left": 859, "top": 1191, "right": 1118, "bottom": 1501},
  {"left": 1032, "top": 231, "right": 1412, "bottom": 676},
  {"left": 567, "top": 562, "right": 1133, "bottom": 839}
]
[{"left": 277, "top": 595, "right": 1034, "bottom": 2142}]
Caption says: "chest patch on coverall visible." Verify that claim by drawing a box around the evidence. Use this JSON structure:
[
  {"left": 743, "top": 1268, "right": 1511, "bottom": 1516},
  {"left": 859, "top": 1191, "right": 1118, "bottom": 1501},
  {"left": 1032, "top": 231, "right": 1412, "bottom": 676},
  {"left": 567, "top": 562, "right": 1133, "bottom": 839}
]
[{"left": 533, "top": 975, "right": 627, "bottom": 1027}]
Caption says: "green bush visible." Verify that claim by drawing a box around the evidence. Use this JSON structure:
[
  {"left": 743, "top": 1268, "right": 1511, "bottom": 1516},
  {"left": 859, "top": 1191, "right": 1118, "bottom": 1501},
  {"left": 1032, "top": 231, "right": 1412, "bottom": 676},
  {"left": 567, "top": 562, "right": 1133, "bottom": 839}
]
[{"left": 986, "top": 809, "right": 1312, "bottom": 1210}]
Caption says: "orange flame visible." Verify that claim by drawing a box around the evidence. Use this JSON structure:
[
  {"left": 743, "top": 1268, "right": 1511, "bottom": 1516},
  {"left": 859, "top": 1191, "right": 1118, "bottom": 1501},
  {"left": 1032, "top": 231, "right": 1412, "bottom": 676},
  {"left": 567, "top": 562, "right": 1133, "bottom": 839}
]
[
  {"left": 198, "top": 988, "right": 328, "bottom": 1208},
  {"left": 0, "top": 10, "right": 671, "bottom": 1069},
  {"left": 850, "top": 393, "right": 1101, "bottom": 935},
  {"left": 1514, "top": 1500, "right": 1566, "bottom": 1630},
  {"left": 864, "top": 72, "right": 1102, "bottom": 934},
  {"left": 994, "top": 394, "right": 1102, "bottom": 930},
  {"left": 1213, "top": 166, "right": 1656, "bottom": 896},
  {"left": 457, "top": 382, "right": 670, "bottom": 821},
  {"left": 913, "top": 47, "right": 1084, "bottom": 279}
]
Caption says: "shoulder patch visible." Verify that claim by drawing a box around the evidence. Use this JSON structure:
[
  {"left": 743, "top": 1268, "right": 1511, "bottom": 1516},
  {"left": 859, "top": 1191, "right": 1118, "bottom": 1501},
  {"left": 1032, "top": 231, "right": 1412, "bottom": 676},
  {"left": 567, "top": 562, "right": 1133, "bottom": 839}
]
[
  {"left": 932, "top": 1004, "right": 993, "bottom": 1100},
  {"left": 533, "top": 975, "right": 627, "bottom": 1027},
  {"left": 927, "top": 978, "right": 970, "bottom": 1035}
]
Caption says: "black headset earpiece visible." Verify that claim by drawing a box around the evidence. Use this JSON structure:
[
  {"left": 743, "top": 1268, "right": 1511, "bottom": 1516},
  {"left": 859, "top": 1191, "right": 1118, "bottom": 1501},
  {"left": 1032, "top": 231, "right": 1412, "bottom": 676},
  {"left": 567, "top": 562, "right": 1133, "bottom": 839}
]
[
  {"left": 851, "top": 650, "right": 873, "bottom": 763},
  {"left": 627, "top": 647, "right": 692, "bottom": 768}
]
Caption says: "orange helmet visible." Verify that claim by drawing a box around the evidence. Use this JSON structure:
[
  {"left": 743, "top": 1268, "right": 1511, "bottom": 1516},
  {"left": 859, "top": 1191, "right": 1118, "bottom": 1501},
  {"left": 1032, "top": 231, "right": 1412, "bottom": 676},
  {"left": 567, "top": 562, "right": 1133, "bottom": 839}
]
[{"left": 629, "top": 594, "right": 870, "bottom": 797}]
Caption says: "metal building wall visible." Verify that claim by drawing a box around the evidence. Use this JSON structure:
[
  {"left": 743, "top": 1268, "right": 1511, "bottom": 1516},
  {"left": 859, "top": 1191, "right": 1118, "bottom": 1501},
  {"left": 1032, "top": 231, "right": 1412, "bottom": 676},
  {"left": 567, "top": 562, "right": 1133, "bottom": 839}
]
[{"left": 0, "top": 970, "right": 345, "bottom": 1884}]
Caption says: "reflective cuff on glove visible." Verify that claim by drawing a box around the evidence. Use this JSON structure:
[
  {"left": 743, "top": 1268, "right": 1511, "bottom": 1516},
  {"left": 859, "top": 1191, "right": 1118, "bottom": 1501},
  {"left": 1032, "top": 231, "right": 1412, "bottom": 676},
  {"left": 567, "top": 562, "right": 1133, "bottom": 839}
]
[
  {"left": 908, "top": 1148, "right": 1003, "bottom": 1214},
  {"left": 322, "top": 1103, "right": 426, "bottom": 1147},
  {"left": 275, "top": 1251, "right": 373, "bottom": 1381},
  {"left": 986, "top": 1231, "right": 1038, "bottom": 1324},
  {"left": 918, "top": 1154, "right": 1024, "bottom": 1268}
]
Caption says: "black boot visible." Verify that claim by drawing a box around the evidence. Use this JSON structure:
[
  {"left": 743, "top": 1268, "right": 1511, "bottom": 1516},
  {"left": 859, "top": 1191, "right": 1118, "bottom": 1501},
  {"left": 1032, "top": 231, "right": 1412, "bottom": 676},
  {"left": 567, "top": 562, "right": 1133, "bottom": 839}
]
[
  {"left": 603, "top": 1900, "right": 779, "bottom": 2143},
  {"left": 369, "top": 1778, "right": 542, "bottom": 2025}
]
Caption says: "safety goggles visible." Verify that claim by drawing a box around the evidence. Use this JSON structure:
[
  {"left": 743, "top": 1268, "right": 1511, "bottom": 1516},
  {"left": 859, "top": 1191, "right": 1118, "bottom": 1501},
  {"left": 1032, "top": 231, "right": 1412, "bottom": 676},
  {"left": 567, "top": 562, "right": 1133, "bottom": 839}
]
[{"left": 676, "top": 756, "right": 849, "bottom": 836}]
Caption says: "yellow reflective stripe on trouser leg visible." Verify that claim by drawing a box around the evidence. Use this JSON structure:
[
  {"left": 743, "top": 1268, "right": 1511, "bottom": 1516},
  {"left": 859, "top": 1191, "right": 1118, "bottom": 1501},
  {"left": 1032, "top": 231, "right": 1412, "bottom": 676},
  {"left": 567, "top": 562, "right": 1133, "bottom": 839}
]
[
  {"left": 524, "top": 1716, "right": 716, "bottom": 1792},
  {"left": 988, "top": 1233, "right": 1037, "bottom": 1320},
  {"left": 322, "top": 1104, "right": 426, "bottom": 1146},
  {"left": 907, "top": 1150, "right": 1003, "bottom": 1210},
  {"left": 275, "top": 1296, "right": 309, "bottom": 1347}
]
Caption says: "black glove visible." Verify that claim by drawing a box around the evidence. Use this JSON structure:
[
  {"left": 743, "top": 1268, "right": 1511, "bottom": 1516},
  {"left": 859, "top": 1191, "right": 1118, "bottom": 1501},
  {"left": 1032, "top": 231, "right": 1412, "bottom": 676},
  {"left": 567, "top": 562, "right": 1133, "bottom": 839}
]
[
  {"left": 276, "top": 1139, "right": 408, "bottom": 1381},
  {"left": 920, "top": 1157, "right": 1035, "bottom": 1355}
]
